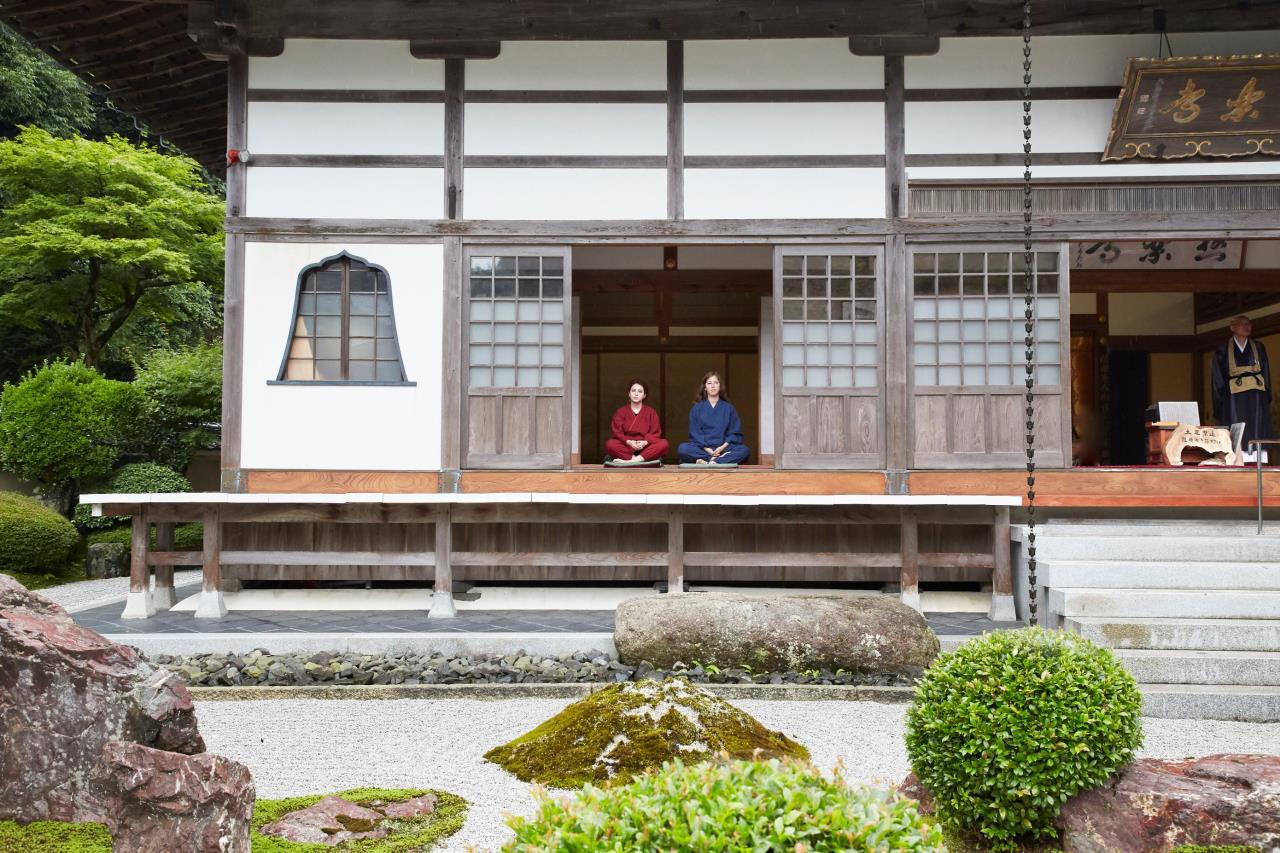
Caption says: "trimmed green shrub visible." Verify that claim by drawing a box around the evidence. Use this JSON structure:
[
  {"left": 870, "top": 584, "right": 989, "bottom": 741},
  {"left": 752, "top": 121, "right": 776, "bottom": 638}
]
[
  {"left": 906, "top": 628, "right": 1144, "bottom": 851},
  {"left": 1170, "top": 848, "right": 1260, "bottom": 853},
  {"left": 133, "top": 343, "right": 222, "bottom": 469},
  {"left": 74, "top": 462, "right": 190, "bottom": 530},
  {"left": 0, "top": 491, "right": 78, "bottom": 573},
  {"left": 86, "top": 522, "right": 202, "bottom": 551},
  {"left": 0, "top": 361, "right": 142, "bottom": 492},
  {"left": 505, "top": 758, "right": 944, "bottom": 852}
]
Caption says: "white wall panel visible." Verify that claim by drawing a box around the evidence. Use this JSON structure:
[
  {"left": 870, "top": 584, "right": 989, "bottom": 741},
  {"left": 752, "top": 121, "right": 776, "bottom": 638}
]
[
  {"left": 249, "top": 40, "right": 443, "bottom": 89},
  {"left": 907, "top": 32, "right": 1280, "bottom": 88},
  {"left": 247, "top": 103, "right": 444, "bottom": 155},
  {"left": 685, "top": 103, "right": 884, "bottom": 155},
  {"left": 908, "top": 160, "right": 1280, "bottom": 181},
  {"left": 685, "top": 168, "right": 885, "bottom": 219},
  {"left": 241, "top": 242, "right": 444, "bottom": 471},
  {"left": 685, "top": 39, "right": 882, "bottom": 89},
  {"left": 906, "top": 100, "right": 1112, "bottom": 154},
  {"left": 1109, "top": 293, "right": 1194, "bottom": 335},
  {"left": 464, "top": 169, "right": 665, "bottom": 219},
  {"left": 247, "top": 168, "right": 444, "bottom": 219},
  {"left": 467, "top": 41, "right": 664, "bottom": 90},
  {"left": 466, "top": 104, "right": 665, "bottom": 155}
]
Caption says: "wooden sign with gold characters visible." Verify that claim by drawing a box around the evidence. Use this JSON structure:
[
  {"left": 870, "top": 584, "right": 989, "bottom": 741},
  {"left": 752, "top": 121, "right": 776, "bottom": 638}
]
[{"left": 1104, "top": 55, "right": 1280, "bottom": 160}]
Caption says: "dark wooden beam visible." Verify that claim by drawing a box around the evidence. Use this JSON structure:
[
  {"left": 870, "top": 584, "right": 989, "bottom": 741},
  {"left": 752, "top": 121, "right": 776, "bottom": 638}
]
[
  {"left": 410, "top": 40, "right": 500, "bottom": 59},
  {"left": 187, "top": 0, "right": 1280, "bottom": 41},
  {"left": 575, "top": 269, "right": 772, "bottom": 294},
  {"left": 1073, "top": 269, "right": 1280, "bottom": 293},
  {"left": 666, "top": 40, "right": 684, "bottom": 221}
]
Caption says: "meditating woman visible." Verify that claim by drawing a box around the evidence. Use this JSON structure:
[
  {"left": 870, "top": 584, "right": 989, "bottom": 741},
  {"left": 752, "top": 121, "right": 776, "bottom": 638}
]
[
  {"left": 678, "top": 371, "right": 749, "bottom": 465},
  {"left": 605, "top": 380, "right": 669, "bottom": 464}
]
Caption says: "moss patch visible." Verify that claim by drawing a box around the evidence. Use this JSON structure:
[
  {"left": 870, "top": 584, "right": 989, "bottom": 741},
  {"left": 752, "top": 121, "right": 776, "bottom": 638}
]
[
  {"left": 0, "top": 789, "right": 467, "bottom": 853},
  {"left": 251, "top": 787, "right": 468, "bottom": 852},
  {"left": 484, "top": 678, "right": 809, "bottom": 788},
  {"left": 0, "top": 820, "right": 112, "bottom": 852}
]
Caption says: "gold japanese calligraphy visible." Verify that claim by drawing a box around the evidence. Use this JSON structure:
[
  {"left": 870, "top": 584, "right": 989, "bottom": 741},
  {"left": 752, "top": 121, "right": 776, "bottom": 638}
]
[
  {"left": 1160, "top": 78, "right": 1205, "bottom": 123},
  {"left": 1221, "top": 76, "right": 1265, "bottom": 122}
]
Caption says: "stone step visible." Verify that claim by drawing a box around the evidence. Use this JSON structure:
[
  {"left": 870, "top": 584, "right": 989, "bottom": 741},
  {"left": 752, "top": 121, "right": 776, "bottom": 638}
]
[
  {"left": 1030, "top": 535, "right": 1280, "bottom": 563},
  {"left": 1139, "top": 683, "right": 1280, "bottom": 723},
  {"left": 1117, "top": 649, "right": 1280, "bottom": 686},
  {"left": 1031, "top": 520, "right": 1274, "bottom": 538},
  {"left": 1066, "top": 617, "right": 1280, "bottom": 652},
  {"left": 1043, "top": 560, "right": 1280, "bottom": 590},
  {"left": 1050, "top": 588, "right": 1280, "bottom": 620}
]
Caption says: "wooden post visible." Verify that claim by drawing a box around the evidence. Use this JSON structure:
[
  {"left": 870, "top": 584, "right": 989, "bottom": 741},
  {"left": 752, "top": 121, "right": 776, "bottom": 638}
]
[
  {"left": 989, "top": 506, "right": 1016, "bottom": 621},
  {"left": 666, "top": 40, "right": 685, "bottom": 220},
  {"left": 430, "top": 506, "right": 457, "bottom": 618},
  {"left": 667, "top": 507, "right": 685, "bottom": 593},
  {"left": 194, "top": 508, "right": 227, "bottom": 618},
  {"left": 120, "top": 510, "right": 153, "bottom": 619},
  {"left": 899, "top": 508, "right": 920, "bottom": 612},
  {"left": 152, "top": 522, "right": 177, "bottom": 610}
]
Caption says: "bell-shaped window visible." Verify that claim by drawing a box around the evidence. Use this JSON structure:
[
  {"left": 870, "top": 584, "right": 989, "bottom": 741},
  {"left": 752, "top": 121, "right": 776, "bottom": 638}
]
[{"left": 278, "top": 252, "right": 407, "bottom": 383}]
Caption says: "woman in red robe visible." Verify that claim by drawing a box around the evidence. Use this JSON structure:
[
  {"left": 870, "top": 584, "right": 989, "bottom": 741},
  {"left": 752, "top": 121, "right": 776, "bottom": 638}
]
[{"left": 605, "top": 380, "right": 669, "bottom": 464}]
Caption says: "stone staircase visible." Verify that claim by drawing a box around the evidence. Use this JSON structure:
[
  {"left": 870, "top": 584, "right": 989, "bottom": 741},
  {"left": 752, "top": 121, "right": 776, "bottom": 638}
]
[{"left": 1024, "top": 520, "right": 1280, "bottom": 722}]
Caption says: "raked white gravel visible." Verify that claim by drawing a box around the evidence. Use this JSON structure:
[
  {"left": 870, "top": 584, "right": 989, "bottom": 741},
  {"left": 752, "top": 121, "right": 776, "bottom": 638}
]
[
  {"left": 194, "top": 697, "right": 1280, "bottom": 852},
  {"left": 38, "top": 570, "right": 200, "bottom": 613}
]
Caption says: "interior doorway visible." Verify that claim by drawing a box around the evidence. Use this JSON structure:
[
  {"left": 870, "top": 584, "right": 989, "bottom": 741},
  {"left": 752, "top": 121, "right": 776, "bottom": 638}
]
[{"left": 575, "top": 246, "right": 772, "bottom": 466}]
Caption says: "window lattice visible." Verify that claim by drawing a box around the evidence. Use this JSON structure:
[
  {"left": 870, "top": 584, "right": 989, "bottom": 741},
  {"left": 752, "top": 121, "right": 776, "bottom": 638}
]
[
  {"left": 468, "top": 254, "right": 566, "bottom": 388},
  {"left": 283, "top": 254, "right": 405, "bottom": 382},
  {"left": 780, "top": 253, "right": 878, "bottom": 389},
  {"left": 911, "top": 250, "right": 1061, "bottom": 387}
]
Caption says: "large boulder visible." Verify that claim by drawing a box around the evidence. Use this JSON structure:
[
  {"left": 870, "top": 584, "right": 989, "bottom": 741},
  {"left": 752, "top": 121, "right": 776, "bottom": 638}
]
[
  {"left": 485, "top": 679, "right": 809, "bottom": 787},
  {"left": 615, "top": 592, "right": 939, "bottom": 675},
  {"left": 85, "top": 542, "right": 130, "bottom": 579},
  {"left": 1056, "top": 754, "right": 1280, "bottom": 852},
  {"left": 92, "top": 742, "right": 255, "bottom": 853},
  {"left": 0, "top": 574, "right": 252, "bottom": 851}
]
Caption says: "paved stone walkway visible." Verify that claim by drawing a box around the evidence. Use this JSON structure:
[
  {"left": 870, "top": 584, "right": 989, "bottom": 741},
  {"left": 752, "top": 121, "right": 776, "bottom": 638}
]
[{"left": 72, "top": 600, "right": 1016, "bottom": 637}]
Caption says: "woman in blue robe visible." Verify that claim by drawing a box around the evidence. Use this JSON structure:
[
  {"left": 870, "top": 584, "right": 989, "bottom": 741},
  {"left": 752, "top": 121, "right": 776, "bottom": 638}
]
[{"left": 678, "top": 371, "right": 749, "bottom": 464}]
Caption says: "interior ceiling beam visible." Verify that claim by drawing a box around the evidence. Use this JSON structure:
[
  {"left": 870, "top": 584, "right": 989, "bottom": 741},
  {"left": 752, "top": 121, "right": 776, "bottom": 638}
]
[
  {"left": 1072, "top": 269, "right": 1280, "bottom": 293},
  {"left": 188, "top": 0, "right": 1280, "bottom": 41}
]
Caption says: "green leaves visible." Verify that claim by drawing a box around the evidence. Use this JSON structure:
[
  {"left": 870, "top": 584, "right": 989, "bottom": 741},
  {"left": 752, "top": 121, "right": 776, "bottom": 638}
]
[
  {"left": 904, "top": 628, "right": 1144, "bottom": 851},
  {"left": 505, "top": 759, "right": 944, "bottom": 852},
  {"left": 0, "top": 128, "right": 223, "bottom": 367}
]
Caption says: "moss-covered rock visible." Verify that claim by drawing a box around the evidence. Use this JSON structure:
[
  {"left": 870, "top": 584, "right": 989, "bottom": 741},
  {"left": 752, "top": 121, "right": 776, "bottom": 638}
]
[{"left": 484, "top": 679, "right": 809, "bottom": 788}]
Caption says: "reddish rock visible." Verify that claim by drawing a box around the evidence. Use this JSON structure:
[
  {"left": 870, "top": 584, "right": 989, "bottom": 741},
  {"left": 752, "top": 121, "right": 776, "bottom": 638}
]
[
  {"left": 91, "top": 741, "right": 254, "bottom": 853},
  {"left": 260, "top": 795, "right": 391, "bottom": 845},
  {"left": 897, "top": 773, "right": 935, "bottom": 816},
  {"left": 1057, "top": 754, "right": 1280, "bottom": 852},
  {"left": 380, "top": 792, "right": 437, "bottom": 819},
  {"left": 0, "top": 575, "right": 250, "bottom": 851}
]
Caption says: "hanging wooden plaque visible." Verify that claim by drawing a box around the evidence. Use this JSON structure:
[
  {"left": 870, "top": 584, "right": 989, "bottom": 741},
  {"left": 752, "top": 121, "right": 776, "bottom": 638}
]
[{"left": 1103, "top": 54, "right": 1280, "bottom": 161}]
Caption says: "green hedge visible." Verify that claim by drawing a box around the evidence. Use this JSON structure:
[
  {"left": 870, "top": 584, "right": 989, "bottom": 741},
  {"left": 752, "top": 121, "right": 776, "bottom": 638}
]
[
  {"left": 86, "top": 522, "right": 202, "bottom": 551},
  {"left": 506, "top": 758, "right": 944, "bottom": 852},
  {"left": 906, "top": 628, "right": 1143, "bottom": 851},
  {"left": 75, "top": 462, "right": 190, "bottom": 530},
  {"left": 0, "top": 491, "right": 78, "bottom": 574}
]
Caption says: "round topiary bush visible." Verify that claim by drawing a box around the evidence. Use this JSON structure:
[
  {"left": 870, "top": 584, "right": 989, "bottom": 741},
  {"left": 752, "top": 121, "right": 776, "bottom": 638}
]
[
  {"left": 905, "top": 627, "right": 1144, "bottom": 851},
  {"left": 0, "top": 491, "right": 78, "bottom": 574},
  {"left": 75, "top": 462, "right": 190, "bottom": 530},
  {"left": 505, "top": 758, "right": 944, "bottom": 852}
]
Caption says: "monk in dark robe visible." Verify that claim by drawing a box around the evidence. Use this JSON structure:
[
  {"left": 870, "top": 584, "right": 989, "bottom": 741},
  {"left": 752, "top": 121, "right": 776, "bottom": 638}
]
[
  {"left": 605, "top": 380, "right": 669, "bottom": 464},
  {"left": 678, "top": 371, "right": 749, "bottom": 465},
  {"left": 1212, "top": 315, "right": 1272, "bottom": 461}
]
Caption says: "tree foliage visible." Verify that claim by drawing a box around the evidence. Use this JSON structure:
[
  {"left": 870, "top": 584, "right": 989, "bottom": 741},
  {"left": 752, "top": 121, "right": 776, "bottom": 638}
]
[
  {"left": 133, "top": 343, "right": 223, "bottom": 469},
  {"left": 0, "top": 128, "right": 224, "bottom": 368},
  {"left": 0, "top": 23, "right": 95, "bottom": 140}
]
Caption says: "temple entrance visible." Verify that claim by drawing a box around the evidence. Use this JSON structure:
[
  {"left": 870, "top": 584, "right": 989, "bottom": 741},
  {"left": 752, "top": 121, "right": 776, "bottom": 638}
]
[
  {"left": 1069, "top": 238, "right": 1280, "bottom": 466},
  {"left": 574, "top": 246, "right": 770, "bottom": 466}
]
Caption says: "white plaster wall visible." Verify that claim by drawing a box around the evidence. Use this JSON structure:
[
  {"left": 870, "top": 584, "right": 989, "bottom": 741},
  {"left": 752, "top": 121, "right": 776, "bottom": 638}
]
[
  {"left": 1070, "top": 292, "right": 1098, "bottom": 315},
  {"left": 685, "top": 103, "right": 884, "bottom": 155},
  {"left": 573, "top": 246, "right": 665, "bottom": 269},
  {"left": 241, "top": 242, "right": 444, "bottom": 471},
  {"left": 685, "top": 39, "right": 882, "bottom": 89},
  {"left": 464, "top": 169, "right": 665, "bottom": 219},
  {"left": 247, "top": 168, "right": 444, "bottom": 219},
  {"left": 1108, "top": 292, "right": 1195, "bottom": 336},
  {"left": 906, "top": 32, "right": 1280, "bottom": 88},
  {"left": 467, "top": 41, "right": 665, "bottom": 90},
  {"left": 1246, "top": 241, "right": 1280, "bottom": 268},
  {"left": 247, "top": 103, "right": 444, "bottom": 155},
  {"left": 685, "top": 168, "right": 885, "bottom": 218},
  {"left": 906, "top": 100, "right": 1112, "bottom": 154},
  {"left": 466, "top": 104, "right": 665, "bottom": 155},
  {"left": 573, "top": 245, "right": 774, "bottom": 269},
  {"left": 249, "top": 40, "right": 443, "bottom": 89}
]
